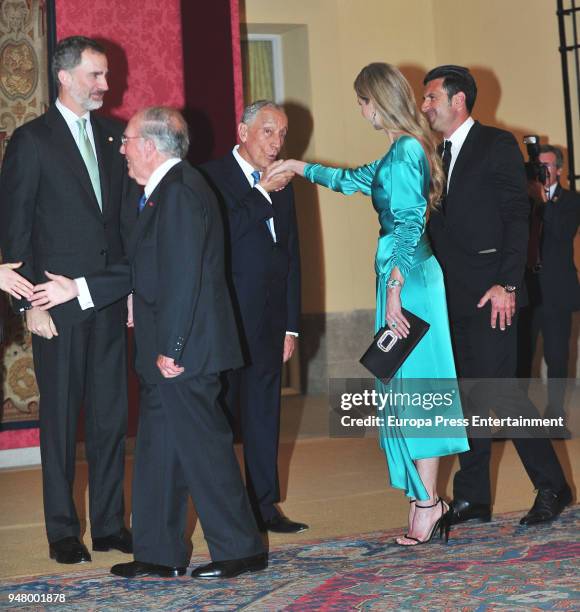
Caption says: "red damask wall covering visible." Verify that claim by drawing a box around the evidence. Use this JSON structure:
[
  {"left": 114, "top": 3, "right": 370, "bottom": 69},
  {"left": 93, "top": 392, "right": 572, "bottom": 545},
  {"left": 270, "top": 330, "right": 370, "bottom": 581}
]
[
  {"left": 55, "top": 0, "right": 243, "bottom": 159},
  {"left": 55, "top": 0, "right": 185, "bottom": 120}
]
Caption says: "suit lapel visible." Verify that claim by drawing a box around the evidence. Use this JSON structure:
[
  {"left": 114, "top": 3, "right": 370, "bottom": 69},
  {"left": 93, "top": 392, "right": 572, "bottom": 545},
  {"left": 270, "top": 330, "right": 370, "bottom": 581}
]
[
  {"left": 225, "top": 153, "right": 275, "bottom": 242},
  {"left": 45, "top": 106, "right": 102, "bottom": 214},
  {"left": 447, "top": 121, "right": 480, "bottom": 198},
  {"left": 126, "top": 163, "right": 183, "bottom": 257},
  {"left": 92, "top": 116, "right": 116, "bottom": 214},
  {"left": 225, "top": 152, "right": 255, "bottom": 195}
]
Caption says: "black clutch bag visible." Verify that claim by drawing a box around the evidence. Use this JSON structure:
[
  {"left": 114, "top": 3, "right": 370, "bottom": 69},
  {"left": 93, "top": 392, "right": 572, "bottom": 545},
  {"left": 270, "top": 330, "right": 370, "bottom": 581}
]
[{"left": 359, "top": 308, "right": 430, "bottom": 383}]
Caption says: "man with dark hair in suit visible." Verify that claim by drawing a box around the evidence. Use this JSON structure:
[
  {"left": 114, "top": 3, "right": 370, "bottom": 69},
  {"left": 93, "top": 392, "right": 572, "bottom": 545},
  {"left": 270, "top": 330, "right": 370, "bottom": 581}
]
[
  {"left": 200, "top": 100, "right": 307, "bottom": 534},
  {"left": 32, "top": 106, "right": 266, "bottom": 580},
  {"left": 518, "top": 144, "right": 580, "bottom": 436},
  {"left": 422, "top": 65, "right": 572, "bottom": 526},
  {"left": 0, "top": 35, "right": 133, "bottom": 563}
]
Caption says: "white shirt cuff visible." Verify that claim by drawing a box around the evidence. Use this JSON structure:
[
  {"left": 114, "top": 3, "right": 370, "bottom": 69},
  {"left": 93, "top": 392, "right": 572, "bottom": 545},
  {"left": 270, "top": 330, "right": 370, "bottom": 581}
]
[
  {"left": 286, "top": 331, "right": 299, "bottom": 337},
  {"left": 75, "top": 277, "right": 94, "bottom": 310}
]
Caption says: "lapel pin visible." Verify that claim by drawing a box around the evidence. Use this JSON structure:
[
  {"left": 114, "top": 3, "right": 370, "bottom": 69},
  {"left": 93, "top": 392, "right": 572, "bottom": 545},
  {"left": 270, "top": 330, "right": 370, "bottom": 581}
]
[
  {"left": 108, "top": 136, "right": 114, "bottom": 142},
  {"left": 148, "top": 200, "right": 155, "bottom": 207}
]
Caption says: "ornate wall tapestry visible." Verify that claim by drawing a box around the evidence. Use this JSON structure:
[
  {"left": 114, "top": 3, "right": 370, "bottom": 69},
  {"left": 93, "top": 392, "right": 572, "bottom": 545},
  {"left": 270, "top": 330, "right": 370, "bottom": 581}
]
[{"left": 0, "top": 0, "right": 54, "bottom": 435}]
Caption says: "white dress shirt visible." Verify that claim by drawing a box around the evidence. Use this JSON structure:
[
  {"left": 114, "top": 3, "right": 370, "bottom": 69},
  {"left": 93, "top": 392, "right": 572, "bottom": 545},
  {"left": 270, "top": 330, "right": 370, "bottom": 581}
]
[
  {"left": 232, "top": 145, "right": 276, "bottom": 241},
  {"left": 445, "top": 116, "right": 475, "bottom": 187},
  {"left": 143, "top": 157, "right": 181, "bottom": 199},
  {"left": 55, "top": 98, "right": 98, "bottom": 158}
]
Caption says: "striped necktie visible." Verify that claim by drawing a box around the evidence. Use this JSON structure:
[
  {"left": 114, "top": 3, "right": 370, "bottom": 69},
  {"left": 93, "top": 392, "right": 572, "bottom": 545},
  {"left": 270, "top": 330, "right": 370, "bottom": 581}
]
[
  {"left": 138, "top": 193, "right": 147, "bottom": 213},
  {"left": 77, "top": 118, "right": 102, "bottom": 210}
]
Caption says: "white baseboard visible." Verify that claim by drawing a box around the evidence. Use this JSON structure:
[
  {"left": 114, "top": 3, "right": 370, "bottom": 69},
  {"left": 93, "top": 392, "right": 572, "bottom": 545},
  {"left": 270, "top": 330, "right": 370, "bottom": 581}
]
[{"left": 0, "top": 447, "right": 41, "bottom": 469}]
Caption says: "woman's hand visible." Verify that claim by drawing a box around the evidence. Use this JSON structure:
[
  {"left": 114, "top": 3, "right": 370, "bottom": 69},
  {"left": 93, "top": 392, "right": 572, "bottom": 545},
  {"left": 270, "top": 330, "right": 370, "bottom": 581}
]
[
  {"left": 385, "top": 286, "right": 410, "bottom": 339},
  {"left": 0, "top": 262, "right": 33, "bottom": 299},
  {"left": 267, "top": 159, "right": 307, "bottom": 178}
]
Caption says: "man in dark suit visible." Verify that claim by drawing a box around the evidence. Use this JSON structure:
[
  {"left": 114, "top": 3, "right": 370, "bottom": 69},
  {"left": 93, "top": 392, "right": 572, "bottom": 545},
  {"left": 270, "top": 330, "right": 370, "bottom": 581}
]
[
  {"left": 32, "top": 107, "right": 266, "bottom": 580},
  {"left": 200, "top": 100, "right": 306, "bottom": 534},
  {"left": 518, "top": 144, "right": 580, "bottom": 433},
  {"left": 0, "top": 36, "right": 133, "bottom": 563},
  {"left": 422, "top": 65, "right": 571, "bottom": 526}
]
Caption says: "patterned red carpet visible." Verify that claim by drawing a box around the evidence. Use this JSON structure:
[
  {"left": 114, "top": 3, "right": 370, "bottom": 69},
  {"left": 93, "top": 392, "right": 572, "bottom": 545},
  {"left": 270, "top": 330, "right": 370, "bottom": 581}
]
[{"left": 1, "top": 507, "right": 578, "bottom": 611}]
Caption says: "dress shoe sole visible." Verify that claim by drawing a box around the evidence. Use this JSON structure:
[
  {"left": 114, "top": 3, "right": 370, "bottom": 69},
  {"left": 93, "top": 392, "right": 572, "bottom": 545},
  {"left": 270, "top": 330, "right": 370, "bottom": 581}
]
[
  {"left": 118, "top": 569, "right": 186, "bottom": 578},
  {"left": 111, "top": 566, "right": 186, "bottom": 578},
  {"left": 451, "top": 514, "right": 491, "bottom": 525},
  {"left": 92, "top": 542, "right": 133, "bottom": 553},
  {"left": 192, "top": 561, "right": 267, "bottom": 580},
  {"left": 267, "top": 525, "right": 309, "bottom": 534}
]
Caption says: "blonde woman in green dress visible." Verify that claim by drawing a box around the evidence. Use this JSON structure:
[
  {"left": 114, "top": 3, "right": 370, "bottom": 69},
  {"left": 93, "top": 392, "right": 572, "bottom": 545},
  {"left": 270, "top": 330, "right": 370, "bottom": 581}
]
[{"left": 272, "top": 63, "right": 469, "bottom": 546}]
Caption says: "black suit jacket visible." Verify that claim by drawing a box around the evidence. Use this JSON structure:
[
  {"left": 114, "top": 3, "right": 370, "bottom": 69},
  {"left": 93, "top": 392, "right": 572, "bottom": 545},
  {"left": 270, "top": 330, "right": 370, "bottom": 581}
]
[
  {"left": 0, "top": 105, "right": 134, "bottom": 327},
  {"left": 200, "top": 153, "right": 300, "bottom": 362},
  {"left": 429, "top": 121, "right": 530, "bottom": 319},
  {"left": 526, "top": 185, "right": 580, "bottom": 311},
  {"left": 86, "top": 161, "right": 243, "bottom": 384}
]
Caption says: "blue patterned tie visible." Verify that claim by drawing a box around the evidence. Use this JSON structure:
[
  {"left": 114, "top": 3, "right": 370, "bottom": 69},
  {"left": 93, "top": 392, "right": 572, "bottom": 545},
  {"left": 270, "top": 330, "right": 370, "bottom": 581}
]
[
  {"left": 252, "top": 171, "right": 274, "bottom": 240},
  {"left": 138, "top": 193, "right": 147, "bottom": 213}
]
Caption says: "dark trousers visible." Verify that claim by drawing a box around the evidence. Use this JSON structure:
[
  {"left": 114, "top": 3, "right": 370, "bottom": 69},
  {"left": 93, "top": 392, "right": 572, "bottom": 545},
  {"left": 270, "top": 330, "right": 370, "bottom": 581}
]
[
  {"left": 133, "top": 374, "right": 263, "bottom": 568},
  {"left": 518, "top": 305, "right": 573, "bottom": 418},
  {"left": 226, "top": 363, "right": 283, "bottom": 523},
  {"left": 33, "top": 306, "right": 128, "bottom": 543},
  {"left": 450, "top": 310, "right": 567, "bottom": 505}
]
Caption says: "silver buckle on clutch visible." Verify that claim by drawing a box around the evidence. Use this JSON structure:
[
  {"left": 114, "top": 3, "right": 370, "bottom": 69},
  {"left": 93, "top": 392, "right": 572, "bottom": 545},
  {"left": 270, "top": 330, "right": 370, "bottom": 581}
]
[{"left": 377, "top": 329, "right": 398, "bottom": 352}]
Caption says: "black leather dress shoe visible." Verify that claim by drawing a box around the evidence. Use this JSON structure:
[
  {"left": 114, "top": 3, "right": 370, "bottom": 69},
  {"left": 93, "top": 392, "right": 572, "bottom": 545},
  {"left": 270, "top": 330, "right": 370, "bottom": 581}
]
[
  {"left": 110, "top": 560, "right": 186, "bottom": 578},
  {"left": 49, "top": 537, "right": 92, "bottom": 564},
  {"left": 519, "top": 485, "right": 573, "bottom": 525},
  {"left": 262, "top": 515, "right": 309, "bottom": 534},
  {"left": 449, "top": 499, "right": 492, "bottom": 525},
  {"left": 191, "top": 553, "right": 267, "bottom": 579},
  {"left": 93, "top": 527, "right": 133, "bottom": 553}
]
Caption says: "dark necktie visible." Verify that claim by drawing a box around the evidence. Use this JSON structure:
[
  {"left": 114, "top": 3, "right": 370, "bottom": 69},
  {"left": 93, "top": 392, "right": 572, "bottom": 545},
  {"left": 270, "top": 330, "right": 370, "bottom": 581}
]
[
  {"left": 442, "top": 140, "right": 452, "bottom": 185},
  {"left": 138, "top": 193, "right": 147, "bottom": 213},
  {"left": 439, "top": 140, "right": 452, "bottom": 210}
]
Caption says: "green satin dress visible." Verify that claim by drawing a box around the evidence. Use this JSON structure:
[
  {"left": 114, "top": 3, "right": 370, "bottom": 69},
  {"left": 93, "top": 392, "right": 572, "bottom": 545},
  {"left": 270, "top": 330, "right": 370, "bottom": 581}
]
[{"left": 305, "top": 135, "right": 469, "bottom": 501}]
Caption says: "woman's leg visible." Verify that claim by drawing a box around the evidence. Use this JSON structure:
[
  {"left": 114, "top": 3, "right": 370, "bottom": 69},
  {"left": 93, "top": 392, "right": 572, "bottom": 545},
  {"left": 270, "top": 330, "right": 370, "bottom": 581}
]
[{"left": 397, "top": 457, "right": 446, "bottom": 544}]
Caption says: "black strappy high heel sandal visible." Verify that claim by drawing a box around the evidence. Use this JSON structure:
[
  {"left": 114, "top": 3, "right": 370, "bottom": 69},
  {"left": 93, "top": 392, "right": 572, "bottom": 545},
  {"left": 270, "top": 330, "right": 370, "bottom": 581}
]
[{"left": 397, "top": 498, "right": 451, "bottom": 546}]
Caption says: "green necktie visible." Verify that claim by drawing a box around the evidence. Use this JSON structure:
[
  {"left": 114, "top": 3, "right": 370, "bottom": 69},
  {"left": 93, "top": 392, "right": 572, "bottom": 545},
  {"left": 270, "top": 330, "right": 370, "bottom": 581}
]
[{"left": 77, "top": 118, "right": 102, "bottom": 210}]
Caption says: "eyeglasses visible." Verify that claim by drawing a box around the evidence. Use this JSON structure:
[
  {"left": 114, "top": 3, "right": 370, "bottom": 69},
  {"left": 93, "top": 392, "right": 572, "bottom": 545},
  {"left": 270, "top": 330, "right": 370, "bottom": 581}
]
[{"left": 120, "top": 135, "right": 144, "bottom": 145}]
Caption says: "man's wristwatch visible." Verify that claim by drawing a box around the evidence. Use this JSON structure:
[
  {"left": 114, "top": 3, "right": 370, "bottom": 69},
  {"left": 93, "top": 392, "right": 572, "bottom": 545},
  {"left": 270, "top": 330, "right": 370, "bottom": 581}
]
[{"left": 503, "top": 284, "right": 517, "bottom": 293}]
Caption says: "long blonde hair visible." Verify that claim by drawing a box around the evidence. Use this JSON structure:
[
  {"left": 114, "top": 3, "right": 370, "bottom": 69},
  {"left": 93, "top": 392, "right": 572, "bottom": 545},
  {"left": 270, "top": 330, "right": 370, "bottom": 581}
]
[{"left": 354, "top": 63, "right": 444, "bottom": 211}]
